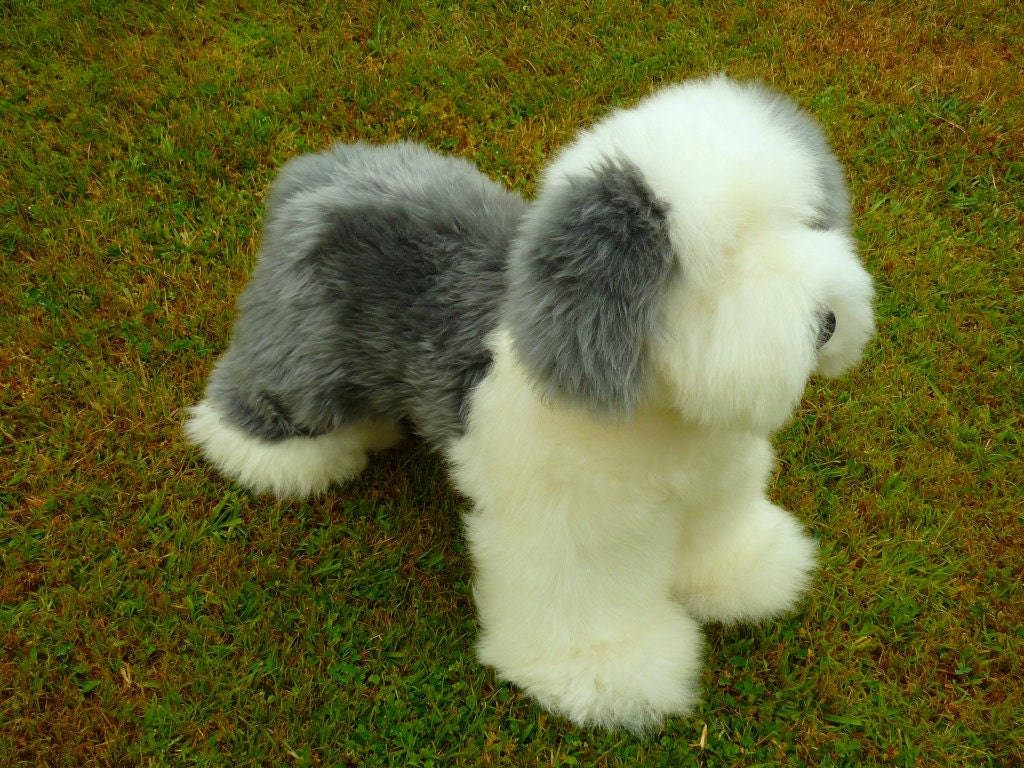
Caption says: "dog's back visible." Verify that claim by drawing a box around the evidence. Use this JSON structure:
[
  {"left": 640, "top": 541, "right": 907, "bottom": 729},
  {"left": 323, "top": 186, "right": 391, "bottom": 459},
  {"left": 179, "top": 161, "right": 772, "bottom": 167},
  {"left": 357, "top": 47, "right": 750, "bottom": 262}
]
[{"left": 200, "top": 142, "right": 527, "bottom": 447}]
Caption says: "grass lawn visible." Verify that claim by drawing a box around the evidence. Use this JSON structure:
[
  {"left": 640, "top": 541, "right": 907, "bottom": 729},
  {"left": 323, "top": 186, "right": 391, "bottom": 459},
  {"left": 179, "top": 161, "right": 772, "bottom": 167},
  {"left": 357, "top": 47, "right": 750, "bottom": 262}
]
[{"left": 2, "top": 1, "right": 1021, "bottom": 765}]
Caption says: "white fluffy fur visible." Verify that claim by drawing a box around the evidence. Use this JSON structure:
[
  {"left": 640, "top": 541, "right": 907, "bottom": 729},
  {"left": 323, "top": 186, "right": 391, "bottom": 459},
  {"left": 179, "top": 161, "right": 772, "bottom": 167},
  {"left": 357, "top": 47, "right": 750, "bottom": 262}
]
[
  {"left": 184, "top": 399, "right": 402, "bottom": 498},
  {"left": 443, "top": 78, "right": 872, "bottom": 730},
  {"left": 447, "top": 332, "right": 818, "bottom": 730}
]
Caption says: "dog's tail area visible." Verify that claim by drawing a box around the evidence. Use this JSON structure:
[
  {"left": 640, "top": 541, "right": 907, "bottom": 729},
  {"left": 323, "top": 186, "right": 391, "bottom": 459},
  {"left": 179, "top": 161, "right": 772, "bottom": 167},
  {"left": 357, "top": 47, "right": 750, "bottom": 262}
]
[{"left": 183, "top": 369, "right": 402, "bottom": 499}]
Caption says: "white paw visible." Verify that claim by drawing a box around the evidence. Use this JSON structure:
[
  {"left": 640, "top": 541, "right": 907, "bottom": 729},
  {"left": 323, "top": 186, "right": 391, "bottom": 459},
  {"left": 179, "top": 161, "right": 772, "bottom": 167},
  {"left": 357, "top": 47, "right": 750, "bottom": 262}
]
[
  {"left": 183, "top": 399, "right": 401, "bottom": 498},
  {"left": 674, "top": 503, "right": 818, "bottom": 624},
  {"left": 478, "top": 603, "right": 703, "bottom": 732}
]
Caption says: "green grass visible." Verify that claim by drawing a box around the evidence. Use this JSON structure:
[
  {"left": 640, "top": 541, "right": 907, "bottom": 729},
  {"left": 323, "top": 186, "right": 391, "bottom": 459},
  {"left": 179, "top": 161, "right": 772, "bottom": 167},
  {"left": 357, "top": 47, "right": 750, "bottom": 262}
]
[{"left": 2, "top": 0, "right": 1022, "bottom": 765}]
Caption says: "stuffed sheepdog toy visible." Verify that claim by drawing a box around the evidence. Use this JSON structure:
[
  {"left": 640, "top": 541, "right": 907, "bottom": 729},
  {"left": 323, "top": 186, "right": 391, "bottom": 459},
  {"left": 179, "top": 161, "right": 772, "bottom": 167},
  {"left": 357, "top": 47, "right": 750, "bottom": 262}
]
[{"left": 185, "top": 75, "right": 875, "bottom": 731}]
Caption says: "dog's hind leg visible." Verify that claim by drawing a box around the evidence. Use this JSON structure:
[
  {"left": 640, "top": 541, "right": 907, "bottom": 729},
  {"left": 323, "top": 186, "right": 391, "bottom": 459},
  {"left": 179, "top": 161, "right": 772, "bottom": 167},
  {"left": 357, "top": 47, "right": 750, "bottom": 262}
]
[
  {"left": 183, "top": 361, "right": 403, "bottom": 499},
  {"left": 184, "top": 399, "right": 401, "bottom": 499}
]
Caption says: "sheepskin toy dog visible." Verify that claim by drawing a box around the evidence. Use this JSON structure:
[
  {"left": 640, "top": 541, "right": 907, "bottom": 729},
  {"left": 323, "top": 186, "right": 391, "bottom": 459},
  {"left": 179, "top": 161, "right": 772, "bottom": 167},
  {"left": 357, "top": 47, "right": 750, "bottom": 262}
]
[{"left": 185, "top": 75, "right": 875, "bottom": 731}]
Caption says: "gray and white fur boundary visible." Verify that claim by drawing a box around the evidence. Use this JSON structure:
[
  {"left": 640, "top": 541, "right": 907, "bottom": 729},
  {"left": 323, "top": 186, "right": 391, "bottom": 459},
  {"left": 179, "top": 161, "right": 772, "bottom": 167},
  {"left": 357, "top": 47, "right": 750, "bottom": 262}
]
[{"left": 184, "top": 75, "right": 875, "bottom": 732}]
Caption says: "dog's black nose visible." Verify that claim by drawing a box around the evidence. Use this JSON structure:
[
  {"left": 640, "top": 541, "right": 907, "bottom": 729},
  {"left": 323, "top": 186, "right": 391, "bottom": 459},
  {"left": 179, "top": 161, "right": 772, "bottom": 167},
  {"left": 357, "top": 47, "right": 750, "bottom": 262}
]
[{"left": 817, "top": 310, "right": 836, "bottom": 349}]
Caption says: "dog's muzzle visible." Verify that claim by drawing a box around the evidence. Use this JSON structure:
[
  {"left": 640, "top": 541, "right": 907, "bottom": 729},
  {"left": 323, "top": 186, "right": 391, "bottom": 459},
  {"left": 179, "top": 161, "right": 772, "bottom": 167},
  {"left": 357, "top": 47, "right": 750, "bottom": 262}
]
[{"left": 816, "top": 310, "right": 837, "bottom": 349}]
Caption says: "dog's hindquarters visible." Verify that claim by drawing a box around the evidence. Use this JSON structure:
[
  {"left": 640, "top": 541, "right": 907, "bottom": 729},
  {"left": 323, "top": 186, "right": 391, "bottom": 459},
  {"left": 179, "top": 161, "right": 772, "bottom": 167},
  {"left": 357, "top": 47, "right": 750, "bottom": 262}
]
[
  {"left": 184, "top": 264, "right": 407, "bottom": 498},
  {"left": 185, "top": 142, "right": 527, "bottom": 497}
]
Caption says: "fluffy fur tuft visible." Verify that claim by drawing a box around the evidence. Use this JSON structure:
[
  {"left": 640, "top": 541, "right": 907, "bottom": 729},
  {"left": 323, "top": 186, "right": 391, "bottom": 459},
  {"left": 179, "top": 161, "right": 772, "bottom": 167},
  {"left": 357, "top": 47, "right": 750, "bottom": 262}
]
[
  {"left": 185, "top": 76, "right": 875, "bottom": 732},
  {"left": 183, "top": 399, "right": 402, "bottom": 498},
  {"left": 507, "top": 157, "right": 677, "bottom": 414}
]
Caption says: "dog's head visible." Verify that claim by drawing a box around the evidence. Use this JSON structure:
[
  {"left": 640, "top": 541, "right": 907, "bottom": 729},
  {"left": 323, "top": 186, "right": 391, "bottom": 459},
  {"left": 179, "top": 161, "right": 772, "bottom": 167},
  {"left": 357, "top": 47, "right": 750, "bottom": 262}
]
[{"left": 506, "top": 76, "right": 875, "bottom": 433}]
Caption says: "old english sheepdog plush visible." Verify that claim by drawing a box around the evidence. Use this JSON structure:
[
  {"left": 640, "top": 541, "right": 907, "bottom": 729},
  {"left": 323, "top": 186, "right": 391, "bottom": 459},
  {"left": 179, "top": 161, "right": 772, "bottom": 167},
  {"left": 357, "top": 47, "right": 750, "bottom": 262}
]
[{"left": 185, "top": 75, "right": 875, "bottom": 731}]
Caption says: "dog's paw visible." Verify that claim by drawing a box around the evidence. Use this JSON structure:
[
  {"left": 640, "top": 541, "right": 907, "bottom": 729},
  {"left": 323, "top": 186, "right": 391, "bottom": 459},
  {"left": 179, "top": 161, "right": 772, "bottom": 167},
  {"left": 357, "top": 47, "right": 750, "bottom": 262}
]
[
  {"left": 673, "top": 502, "right": 818, "bottom": 624},
  {"left": 478, "top": 603, "right": 703, "bottom": 732},
  {"left": 184, "top": 399, "right": 401, "bottom": 498}
]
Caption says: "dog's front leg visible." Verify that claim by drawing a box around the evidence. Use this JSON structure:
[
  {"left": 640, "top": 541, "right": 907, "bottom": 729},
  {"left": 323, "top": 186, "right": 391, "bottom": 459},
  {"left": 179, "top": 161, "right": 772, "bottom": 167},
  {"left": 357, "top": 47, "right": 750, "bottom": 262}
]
[
  {"left": 670, "top": 464, "right": 819, "bottom": 625},
  {"left": 462, "top": 487, "right": 704, "bottom": 733}
]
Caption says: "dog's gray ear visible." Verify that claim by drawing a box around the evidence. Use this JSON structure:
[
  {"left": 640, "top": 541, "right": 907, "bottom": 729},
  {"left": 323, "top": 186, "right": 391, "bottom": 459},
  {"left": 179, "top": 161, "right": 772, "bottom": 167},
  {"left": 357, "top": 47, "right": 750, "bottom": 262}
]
[{"left": 507, "top": 158, "right": 676, "bottom": 414}]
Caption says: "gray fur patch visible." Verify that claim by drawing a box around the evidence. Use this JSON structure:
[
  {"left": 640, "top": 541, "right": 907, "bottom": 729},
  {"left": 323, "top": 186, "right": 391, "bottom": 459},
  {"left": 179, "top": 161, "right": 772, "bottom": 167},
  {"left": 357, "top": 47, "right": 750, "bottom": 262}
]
[
  {"left": 203, "top": 142, "right": 528, "bottom": 445},
  {"left": 507, "top": 158, "right": 676, "bottom": 414}
]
